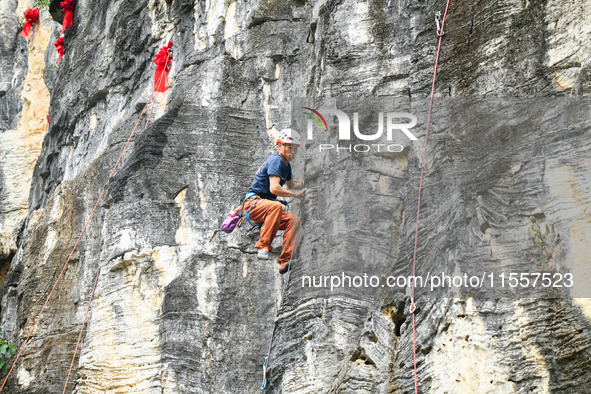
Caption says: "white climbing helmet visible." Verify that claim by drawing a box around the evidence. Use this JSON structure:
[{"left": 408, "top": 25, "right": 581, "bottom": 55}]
[{"left": 275, "top": 128, "right": 301, "bottom": 146}]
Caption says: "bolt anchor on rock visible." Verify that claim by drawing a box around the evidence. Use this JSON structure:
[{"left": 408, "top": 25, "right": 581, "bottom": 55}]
[{"left": 435, "top": 11, "right": 445, "bottom": 37}]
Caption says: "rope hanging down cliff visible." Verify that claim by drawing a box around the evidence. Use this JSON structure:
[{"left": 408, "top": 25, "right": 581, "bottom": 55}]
[
  {"left": 260, "top": 201, "right": 304, "bottom": 390},
  {"left": 0, "top": 44, "right": 172, "bottom": 393},
  {"left": 409, "top": 2, "right": 451, "bottom": 393},
  {"left": 61, "top": 46, "right": 172, "bottom": 394}
]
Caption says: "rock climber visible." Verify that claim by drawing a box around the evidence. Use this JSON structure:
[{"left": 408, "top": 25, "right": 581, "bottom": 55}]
[{"left": 244, "top": 129, "right": 306, "bottom": 274}]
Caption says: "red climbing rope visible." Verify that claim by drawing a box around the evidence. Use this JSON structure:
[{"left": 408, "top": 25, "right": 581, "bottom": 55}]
[
  {"left": 60, "top": 54, "right": 170, "bottom": 392},
  {"left": 0, "top": 48, "right": 171, "bottom": 393},
  {"left": 410, "top": 2, "right": 451, "bottom": 393},
  {"left": 62, "top": 271, "right": 99, "bottom": 394}
]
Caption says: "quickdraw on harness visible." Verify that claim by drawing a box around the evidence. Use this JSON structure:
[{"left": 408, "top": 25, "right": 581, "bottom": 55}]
[
  {"left": 409, "top": 4, "right": 451, "bottom": 394},
  {"left": 245, "top": 198, "right": 290, "bottom": 226}
]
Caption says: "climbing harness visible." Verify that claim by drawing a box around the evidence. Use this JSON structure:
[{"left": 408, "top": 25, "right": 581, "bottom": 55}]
[
  {"left": 229, "top": 193, "right": 291, "bottom": 235},
  {"left": 0, "top": 47, "right": 172, "bottom": 393},
  {"left": 409, "top": 3, "right": 451, "bottom": 394},
  {"left": 219, "top": 194, "right": 262, "bottom": 234},
  {"left": 260, "top": 200, "right": 302, "bottom": 390},
  {"left": 243, "top": 193, "right": 264, "bottom": 230}
]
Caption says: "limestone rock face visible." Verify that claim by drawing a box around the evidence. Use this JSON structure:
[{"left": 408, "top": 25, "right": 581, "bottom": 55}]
[
  {"left": 0, "top": 0, "right": 590, "bottom": 393},
  {"left": 0, "top": 0, "right": 51, "bottom": 280}
]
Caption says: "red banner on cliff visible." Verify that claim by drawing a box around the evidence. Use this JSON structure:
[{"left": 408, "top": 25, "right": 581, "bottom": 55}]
[
  {"left": 19, "top": 7, "right": 39, "bottom": 38},
  {"left": 153, "top": 41, "right": 173, "bottom": 93},
  {"left": 54, "top": 37, "right": 65, "bottom": 66},
  {"left": 60, "top": 0, "right": 75, "bottom": 33}
]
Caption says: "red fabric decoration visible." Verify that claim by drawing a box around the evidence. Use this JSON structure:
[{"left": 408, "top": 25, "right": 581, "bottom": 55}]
[
  {"left": 60, "top": 0, "right": 75, "bottom": 33},
  {"left": 19, "top": 7, "right": 39, "bottom": 38},
  {"left": 54, "top": 37, "right": 65, "bottom": 66},
  {"left": 152, "top": 41, "right": 173, "bottom": 92}
]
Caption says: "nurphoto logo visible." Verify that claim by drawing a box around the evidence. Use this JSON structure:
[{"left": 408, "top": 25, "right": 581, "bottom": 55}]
[{"left": 302, "top": 106, "right": 418, "bottom": 153}]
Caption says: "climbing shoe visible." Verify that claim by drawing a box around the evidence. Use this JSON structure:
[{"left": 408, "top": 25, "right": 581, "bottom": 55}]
[
  {"left": 278, "top": 261, "right": 290, "bottom": 274},
  {"left": 257, "top": 249, "right": 269, "bottom": 260}
]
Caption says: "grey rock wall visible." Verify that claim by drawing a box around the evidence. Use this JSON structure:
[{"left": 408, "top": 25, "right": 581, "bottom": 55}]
[{"left": 0, "top": 0, "right": 590, "bottom": 393}]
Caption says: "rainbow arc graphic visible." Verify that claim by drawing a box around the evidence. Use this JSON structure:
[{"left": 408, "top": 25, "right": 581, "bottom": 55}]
[{"left": 303, "top": 107, "right": 328, "bottom": 131}]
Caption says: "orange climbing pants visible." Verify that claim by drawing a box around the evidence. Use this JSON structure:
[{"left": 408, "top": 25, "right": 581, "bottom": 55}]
[{"left": 243, "top": 197, "right": 300, "bottom": 263}]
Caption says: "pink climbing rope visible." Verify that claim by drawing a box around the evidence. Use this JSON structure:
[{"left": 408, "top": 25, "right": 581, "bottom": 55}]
[{"left": 410, "top": 1, "right": 451, "bottom": 393}]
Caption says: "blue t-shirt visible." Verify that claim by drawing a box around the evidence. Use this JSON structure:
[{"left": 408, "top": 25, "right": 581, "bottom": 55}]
[{"left": 248, "top": 153, "right": 292, "bottom": 200}]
